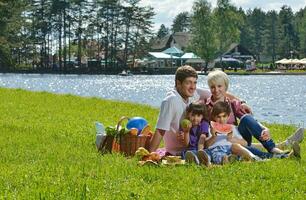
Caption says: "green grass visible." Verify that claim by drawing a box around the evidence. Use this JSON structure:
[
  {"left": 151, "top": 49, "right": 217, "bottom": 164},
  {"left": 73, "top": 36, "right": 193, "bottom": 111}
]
[{"left": 0, "top": 88, "right": 305, "bottom": 199}]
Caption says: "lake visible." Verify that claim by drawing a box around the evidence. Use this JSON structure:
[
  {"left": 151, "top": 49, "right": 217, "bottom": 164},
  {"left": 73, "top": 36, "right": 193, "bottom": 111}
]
[{"left": 0, "top": 73, "right": 305, "bottom": 126}]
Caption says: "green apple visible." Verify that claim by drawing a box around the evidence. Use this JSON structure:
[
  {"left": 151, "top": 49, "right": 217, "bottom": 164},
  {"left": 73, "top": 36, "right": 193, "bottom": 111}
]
[{"left": 180, "top": 119, "right": 191, "bottom": 129}]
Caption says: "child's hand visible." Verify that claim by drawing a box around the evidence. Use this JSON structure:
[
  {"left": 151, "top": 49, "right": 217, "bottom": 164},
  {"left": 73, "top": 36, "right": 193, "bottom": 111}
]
[
  {"left": 198, "top": 134, "right": 206, "bottom": 150},
  {"left": 210, "top": 127, "right": 216, "bottom": 136},
  {"left": 177, "top": 131, "right": 185, "bottom": 143},
  {"left": 181, "top": 124, "right": 192, "bottom": 133},
  {"left": 227, "top": 131, "right": 233, "bottom": 141}
]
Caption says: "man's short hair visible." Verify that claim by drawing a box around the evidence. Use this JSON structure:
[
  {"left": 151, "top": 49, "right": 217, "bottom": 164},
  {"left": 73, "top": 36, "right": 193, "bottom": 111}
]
[
  {"left": 207, "top": 70, "right": 229, "bottom": 91},
  {"left": 175, "top": 65, "right": 198, "bottom": 86}
]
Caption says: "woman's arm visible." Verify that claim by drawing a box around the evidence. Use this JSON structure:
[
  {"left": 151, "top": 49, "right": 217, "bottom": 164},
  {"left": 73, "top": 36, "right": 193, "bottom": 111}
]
[{"left": 227, "top": 93, "right": 252, "bottom": 114}]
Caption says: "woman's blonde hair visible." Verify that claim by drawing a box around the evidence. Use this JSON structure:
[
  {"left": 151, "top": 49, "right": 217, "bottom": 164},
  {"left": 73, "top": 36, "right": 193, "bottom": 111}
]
[{"left": 207, "top": 70, "right": 229, "bottom": 91}]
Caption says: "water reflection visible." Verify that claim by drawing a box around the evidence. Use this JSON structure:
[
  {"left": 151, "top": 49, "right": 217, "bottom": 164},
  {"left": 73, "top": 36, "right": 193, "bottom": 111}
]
[{"left": 0, "top": 73, "right": 305, "bottom": 125}]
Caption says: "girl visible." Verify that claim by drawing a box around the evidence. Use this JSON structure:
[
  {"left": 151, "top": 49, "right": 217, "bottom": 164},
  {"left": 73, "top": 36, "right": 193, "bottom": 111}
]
[{"left": 179, "top": 102, "right": 210, "bottom": 165}]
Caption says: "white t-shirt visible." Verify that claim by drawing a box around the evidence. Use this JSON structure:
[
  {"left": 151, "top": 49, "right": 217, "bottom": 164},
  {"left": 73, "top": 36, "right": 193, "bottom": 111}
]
[
  {"left": 206, "top": 125, "right": 243, "bottom": 149},
  {"left": 156, "top": 88, "right": 211, "bottom": 155}
]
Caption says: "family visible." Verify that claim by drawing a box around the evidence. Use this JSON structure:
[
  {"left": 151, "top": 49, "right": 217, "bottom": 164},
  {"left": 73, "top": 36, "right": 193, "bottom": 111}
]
[{"left": 148, "top": 65, "right": 304, "bottom": 166}]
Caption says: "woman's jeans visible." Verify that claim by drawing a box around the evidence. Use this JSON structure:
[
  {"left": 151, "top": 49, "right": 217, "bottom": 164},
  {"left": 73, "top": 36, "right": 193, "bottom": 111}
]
[
  {"left": 238, "top": 114, "right": 276, "bottom": 153},
  {"left": 245, "top": 146, "right": 273, "bottom": 159}
]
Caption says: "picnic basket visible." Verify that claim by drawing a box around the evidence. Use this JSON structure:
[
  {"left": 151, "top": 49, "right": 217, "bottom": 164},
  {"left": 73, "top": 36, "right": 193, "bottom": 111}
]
[
  {"left": 116, "top": 116, "right": 151, "bottom": 156},
  {"left": 98, "top": 135, "right": 120, "bottom": 154}
]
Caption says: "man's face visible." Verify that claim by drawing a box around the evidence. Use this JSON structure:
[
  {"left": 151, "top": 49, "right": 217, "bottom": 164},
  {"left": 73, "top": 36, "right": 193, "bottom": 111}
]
[{"left": 176, "top": 77, "right": 197, "bottom": 99}]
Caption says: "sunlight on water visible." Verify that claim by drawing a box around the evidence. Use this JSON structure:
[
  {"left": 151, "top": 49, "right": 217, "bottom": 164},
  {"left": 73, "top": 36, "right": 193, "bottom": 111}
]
[{"left": 0, "top": 73, "right": 305, "bottom": 126}]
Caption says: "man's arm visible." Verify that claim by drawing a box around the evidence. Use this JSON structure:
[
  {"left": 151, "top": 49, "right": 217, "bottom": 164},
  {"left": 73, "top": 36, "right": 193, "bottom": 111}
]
[
  {"left": 149, "top": 128, "right": 165, "bottom": 152},
  {"left": 197, "top": 88, "right": 252, "bottom": 113}
]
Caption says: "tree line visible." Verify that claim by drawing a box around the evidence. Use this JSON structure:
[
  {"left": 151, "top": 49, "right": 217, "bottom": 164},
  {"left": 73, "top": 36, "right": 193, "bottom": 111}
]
[
  {"left": 1, "top": 0, "right": 306, "bottom": 72},
  {"left": 0, "top": 0, "right": 154, "bottom": 72},
  {"left": 158, "top": 0, "right": 306, "bottom": 68}
]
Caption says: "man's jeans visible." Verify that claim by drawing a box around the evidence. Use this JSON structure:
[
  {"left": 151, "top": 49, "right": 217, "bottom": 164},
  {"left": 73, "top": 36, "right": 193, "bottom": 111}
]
[{"left": 238, "top": 114, "right": 276, "bottom": 153}]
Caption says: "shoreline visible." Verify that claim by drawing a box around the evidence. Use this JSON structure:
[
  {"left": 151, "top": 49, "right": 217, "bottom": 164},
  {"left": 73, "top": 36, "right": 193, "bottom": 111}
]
[
  {"left": 198, "top": 72, "right": 306, "bottom": 75},
  {"left": 1, "top": 70, "right": 306, "bottom": 76}
]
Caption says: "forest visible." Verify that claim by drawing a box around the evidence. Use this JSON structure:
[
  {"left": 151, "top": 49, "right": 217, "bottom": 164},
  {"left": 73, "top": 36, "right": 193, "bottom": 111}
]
[{"left": 0, "top": 0, "right": 305, "bottom": 73}]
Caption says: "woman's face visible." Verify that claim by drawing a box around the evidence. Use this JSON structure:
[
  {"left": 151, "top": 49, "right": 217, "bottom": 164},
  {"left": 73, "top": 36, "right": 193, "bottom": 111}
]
[{"left": 209, "top": 80, "right": 226, "bottom": 100}]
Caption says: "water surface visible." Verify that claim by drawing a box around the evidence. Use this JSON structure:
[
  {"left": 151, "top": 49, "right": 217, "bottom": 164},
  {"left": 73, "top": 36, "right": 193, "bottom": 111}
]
[{"left": 0, "top": 73, "right": 305, "bottom": 126}]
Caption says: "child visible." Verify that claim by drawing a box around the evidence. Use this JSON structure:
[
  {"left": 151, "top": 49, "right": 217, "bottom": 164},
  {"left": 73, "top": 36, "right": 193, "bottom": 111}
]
[
  {"left": 206, "top": 70, "right": 298, "bottom": 156},
  {"left": 204, "top": 101, "right": 262, "bottom": 165},
  {"left": 179, "top": 102, "right": 211, "bottom": 165}
]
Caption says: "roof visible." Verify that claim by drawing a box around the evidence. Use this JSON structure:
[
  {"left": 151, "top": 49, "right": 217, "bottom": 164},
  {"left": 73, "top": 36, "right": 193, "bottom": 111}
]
[
  {"left": 181, "top": 53, "right": 200, "bottom": 59},
  {"left": 151, "top": 32, "right": 191, "bottom": 51},
  {"left": 223, "top": 43, "right": 254, "bottom": 57},
  {"left": 172, "top": 32, "right": 191, "bottom": 49},
  {"left": 162, "top": 46, "right": 184, "bottom": 54},
  {"left": 150, "top": 35, "right": 172, "bottom": 51},
  {"left": 148, "top": 52, "right": 179, "bottom": 59},
  {"left": 215, "top": 57, "right": 243, "bottom": 63}
]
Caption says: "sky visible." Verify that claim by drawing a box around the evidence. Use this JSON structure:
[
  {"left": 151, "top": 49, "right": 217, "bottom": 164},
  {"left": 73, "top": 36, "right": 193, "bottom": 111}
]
[{"left": 139, "top": 0, "right": 306, "bottom": 31}]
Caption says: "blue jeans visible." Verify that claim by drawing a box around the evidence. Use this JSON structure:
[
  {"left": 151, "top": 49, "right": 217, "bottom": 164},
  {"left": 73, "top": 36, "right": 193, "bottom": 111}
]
[
  {"left": 238, "top": 114, "right": 276, "bottom": 153},
  {"left": 181, "top": 149, "right": 198, "bottom": 159},
  {"left": 204, "top": 145, "right": 232, "bottom": 164},
  {"left": 245, "top": 146, "right": 273, "bottom": 159}
]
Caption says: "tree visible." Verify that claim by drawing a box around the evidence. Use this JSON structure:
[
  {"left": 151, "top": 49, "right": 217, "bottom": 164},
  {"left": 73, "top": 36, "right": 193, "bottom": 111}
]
[
  {"left": 156, "top": 24, "right": 169, "bottom": 38},
  {"left": 238, "top": 8, "right": 254, "bottom": 55},
  {"left": 171, "top": 12, "right": 191, "bottom": 33},
  {"left": 295, "top": 7, "right": 306, "bottom": 57},
  {"left": 214, "top": 0, "right": 242, "bottom": 69},
  {"left": 0, "top": 0, "right": 27, "bottom": 69},
  {"left": 264, "top": 10, "right": 278, "bottom": 64},
  {"left": 190, "top": 0, "right": 217, "bottom": 70},
  {"left": 248, "top": 8, "right": 266, "bottom": 61}
]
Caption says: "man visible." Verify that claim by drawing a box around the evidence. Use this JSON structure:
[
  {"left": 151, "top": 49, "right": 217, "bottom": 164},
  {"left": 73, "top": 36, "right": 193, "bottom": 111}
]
[{"left": 149, "top": 65, "right": 304, "bottom": 155}]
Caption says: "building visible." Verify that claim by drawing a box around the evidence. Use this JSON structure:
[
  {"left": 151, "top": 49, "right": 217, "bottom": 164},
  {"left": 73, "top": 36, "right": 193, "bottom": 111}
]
[
  {"left": 151, "top": 32, "right": 191, "bottom": 52},
  {"left": 222, "top": 43, "right": 255, "bottom": 62}
]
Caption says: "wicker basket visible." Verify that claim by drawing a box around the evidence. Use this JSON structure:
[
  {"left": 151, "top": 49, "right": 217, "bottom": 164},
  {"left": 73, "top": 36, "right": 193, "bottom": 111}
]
[
  {"left": 98, "top": 135, "right": 115, "bottom": 154},
  {"left": 116, "top": 116, "right": 151, "bottom": 156}
]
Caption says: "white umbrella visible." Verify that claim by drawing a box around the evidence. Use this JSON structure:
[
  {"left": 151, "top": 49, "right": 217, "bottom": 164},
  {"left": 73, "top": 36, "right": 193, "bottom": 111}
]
[
  {"left": 299, "top": 58, "right": 306, "bottom": 64},
  {"left": 283, "top": 59, "right": 301, "bottom": 65},
  {"left": 275, "top": 58, "right": 288, "bottom": 64}
]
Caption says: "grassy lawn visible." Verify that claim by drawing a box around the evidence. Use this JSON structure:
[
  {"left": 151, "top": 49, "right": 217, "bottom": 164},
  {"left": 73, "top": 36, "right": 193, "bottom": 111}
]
[{"left": 0, "top": 88, "right": 305, "bottom": 199}]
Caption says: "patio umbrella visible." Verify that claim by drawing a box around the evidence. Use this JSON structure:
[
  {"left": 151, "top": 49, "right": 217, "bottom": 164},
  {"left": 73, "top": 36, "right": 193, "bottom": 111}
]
[
  {"left": 275, "top": 58, "right": 288, "bottom": 64},
  {"left": 283, "top": 59, "right": 300, "bottom": 65},
  {"left": 299, "top": 58, "right": 306, "bottom": 64}
]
